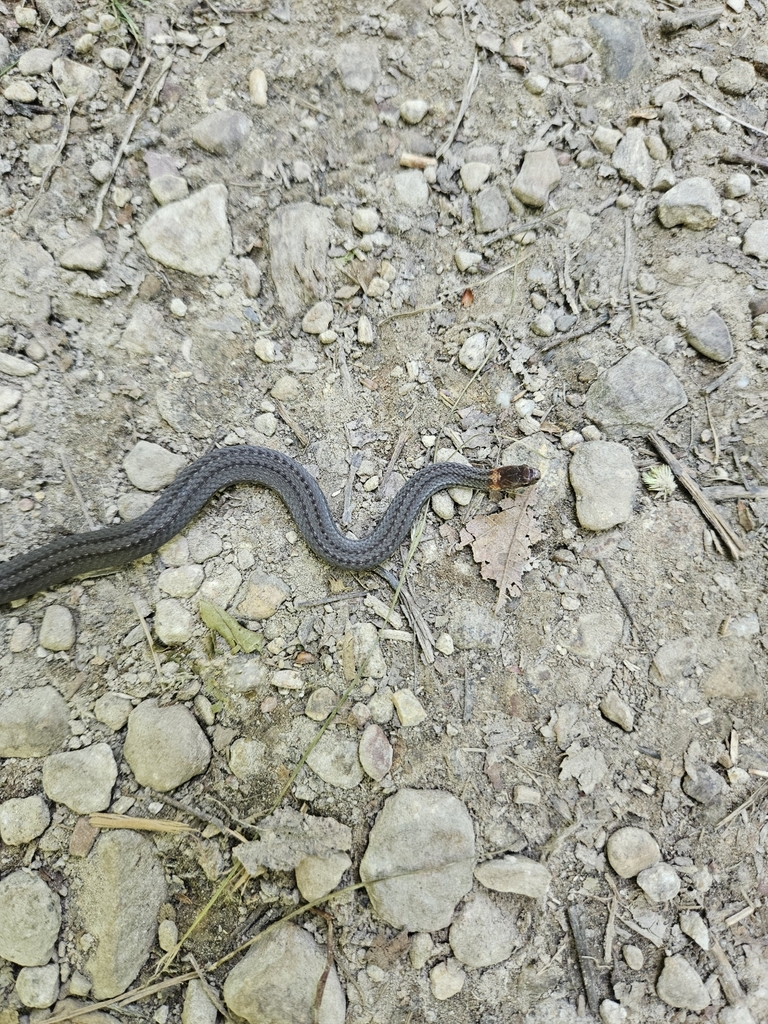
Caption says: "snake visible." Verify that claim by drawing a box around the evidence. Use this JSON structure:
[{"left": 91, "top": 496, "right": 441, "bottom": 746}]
[{"left": 0, "top": 446, "right": 540, "bottom": 603}]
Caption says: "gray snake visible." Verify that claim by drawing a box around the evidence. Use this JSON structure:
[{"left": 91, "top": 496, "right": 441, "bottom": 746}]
[{"left": 0, "top": 446, "right": 539, "bottom": 603}]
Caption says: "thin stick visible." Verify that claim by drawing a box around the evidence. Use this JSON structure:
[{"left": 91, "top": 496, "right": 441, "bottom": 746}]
[
  {"left": 720, "top": 148, "right": 768, "bottom": 172},
  {"left": 131, "top": 596, "right": 163, "bottom": 676},
  {"left": 123, "top": 52, "right": 151, "bottom": 108},
  {"left": 539, "top": 311, "right": 610, "bottom": 354},
  {"left": 708, "top": 937, "right": 746, "bottom": 1005},
  {"left": 701, "top": 361, "right": 743, "bottom": 395},
  {"left": 647, "top": 432, "right": 747, "bottom": 560},
  {"left": 704, "top": 393, "right": 720, "bottom": 464},
  {"left": 60, "top": 453, "right": 96, "bottom": 530},
  {"left": 19, "top": 95, "right": 75, "bottom": 223},
  {"left": 684, "top": 88, "right": 768, "bottom": 139},
  {"left": 715, "top": 780, "right": 768, "bottom": 829},
  {"left": 93, "top": 56, "right": 173, "bottom": 229},
  {"left": 567, "top": 905, "right": 604, "bottom": 1014},
  {"left": 437, "top": 53, "right": 480, "bottom": 159},
  {"left": 44, "top": 972, "right": 198, "bottom": 1023}
]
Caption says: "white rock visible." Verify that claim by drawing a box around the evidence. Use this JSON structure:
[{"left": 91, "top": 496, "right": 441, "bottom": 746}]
[
  {"left": 15, "top": 964, "right": 60, "bottom": 1008},
  {"left": 606, "top": 826, "right": 660, "bottom": 878},
  {"left": 399, "top": 98, "right": 429, "bottom": 124},
  {"left": 39, "top": 605, "right": 76, "bottom": 651},
  {"left": 42, "top": 743, "right": 118, "bottom": 813},
  {"left": 248, "top": 67, "right": 268, "bottom": 106},
  {"left": 0, "top": 795, "right": 50, "bottom": 846},
  {"left": 123, "top": 700, "right": 211, "bottom": 791},
  {"left": 474, "top": 854, "right": 551, "bottom": 897}
]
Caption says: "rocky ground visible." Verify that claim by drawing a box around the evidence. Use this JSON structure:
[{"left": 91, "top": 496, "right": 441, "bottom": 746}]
[{"left": 1, "top": 0, "right": 767, "bottom": 1022}]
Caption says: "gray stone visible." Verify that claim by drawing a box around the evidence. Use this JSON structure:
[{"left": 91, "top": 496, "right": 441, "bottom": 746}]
[
  {"left": 588, "top": 15, "right": 651, "bottom": 81},
  {"left": 123, "top": 441, "right": 186, "bottom": 491},
  {"left": 15, "top": 964, "right": 60, "bottom": 1008},
  {"left": 42, "top": 743, "right": 117, "bottom": 813},
  {"left": 0, "top": 870, "right": 61, "bottom": 966},
  {"left": 685, "top": 310, "right": 733, "bottom": 362},
  {"left": 400, "top": 98, "right": 428, "bottom": 124},
  {"left": 474, "top": 855, "right": 551, "bottom": 898},
  {"left": 60, "top": 235, "right": 107, "bottom": 272},
  {"left": 569, "top": 441, "right": 638, "bottom": 531},
  {"left": 449, "top": 891, "right": 517, "bottom": 967},
  {"left": 0, "top": 794, "right": 50, "bottom": 845},
  {"left": 743, "top": 221, "right": 768, "bottom": 262},
  {"left": 234, "top": 808, "right": 351, "bottom": 874},
  {"left": 585, "top": 346, "right": 688, "bottom": 435},
  {"left": 51, "top": 57, "right": 100, "bottom": 101},
  {"left": 123, "top": 700, "right": 211, "bottom": 792},
  {"left": 472, "top": 185, "right": 508, "bottom": 232},
  {"left": 76, "top": 831, "right": 167, "bottom": 998},
  {"left": 138, "top": 184, "right": 232, "bottom": 276},
  {"left": 549, "top": 36, "right": 592, "bottom": 67},
  {"left": 359, "top": 789, "right": 475, "bottom": 931},
  {"left": 335, "top": 39, "right": 379, "bottom": 92},
  {"left": 182, "top": 979, "right": 218, "bottom": 1024},
  {"left": 268, "top": 203, "right": 331, "bottom": 317},
  {"left": 612, "top": 128, "right": 654, "bottom": 190},
  {"left": 191, "top": 109, "right": 252, "bottom": 156},
  {"left": 606, "top": 826, "right": 660, "bottom": 878},
  {"left": 657, "top": 177, "right": 721, "bottom": 230},
  {"left": 511, "top": 149, "right": 561, "bottom": 208},
  {"left": 0, "top": 232, "right": 55, "bottom": 329},
  {"left": 295, "top": 851, "right": 351, "bottom": 902},
  {"left": 460, "top": 161, "right": 491, "bottom": 193},
  {"left": 394, "top": 169, "right": 430, "bottom": 208},
  {"left": 93, "top": 693, "right": 133, "bottom": 731},
  {"left": 683, "top": 760, "right": 729, "bottom": 806},
  {"left": 600, "top": 691, "right": 634, "bottom": 732},
  {"left": 223, "top": 923, "right": 345, "bottom": 1024},
  {"left": 680, "top": 911, "right": 710, "bottom": 950},
  {"left": 0, "top": 686, "right": 69, "bottom": 758},
  {"left": 358, "top": 723, "right": 392, "bottom": 781},
  {"left": 18, "top": 47, "right": 55, "bottom": 74},
  {"left": 656, "top": 955, "right": 710, "bottom": 1011},
  {"left": 302, "top": 300, "right": 333, "bottom": 334},
  {"left": 306, "top": 731, "right": 364, "bottom": 789},
  {"left": 636, "top": 862, "right": 681, "bottom": 902},
  {"left": 99, "top": 46, "right": 129, "bottom": 70},
  {"left": 39, "top": 604, "right": 76, "bottom": 651},
  {"left": 718, "top": 60, "right": 756, "bottom": 97}
]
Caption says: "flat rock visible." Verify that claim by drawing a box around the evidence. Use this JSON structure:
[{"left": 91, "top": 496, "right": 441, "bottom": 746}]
[
  {"left": 335, "top": 39, "right": 379, "bottom": 92},
  {"left": 657, "top": 177, "right": 721, "bottom": 230},
  {"left": 123, "top": 440, "right": 186, "bottom": 491},
  {"left": 306, "top": 731, "right": 364, "bottom": 789},
  {"left": 51, "top": 57, "right": 99, "bottom": 101},
  {"left": 138, "top": 184, "right": 232, "bottom": 276},
  {"left": 656, "top": 955, "right": 710, "bottom": 1011},
  {"left": 717, "top": 60, "right": 755, "bottom": 97},
  {"left": 472, "top": 185, "right": 508, "bottom": 232},
  {"left": 223, "top": 923, "right": 345, "bottom": 1024},
  {"left": 0, "top": 232, "right": 55, "bottom": 328},
  {"left": 268, "top": 203, "right": 331, "bottom": 317},
  {"left": 685, "top": 310, "right": 733, "bottom": 362},
  {"left": 359, "top": 788, "right": 475, "bottom": 931},
  {"left": 75, "top": 831, "right": 167, "bottom": 998},
  {"left": 394, "top": 169, "right": 430, "bottom": 208},
  {"left": 612, "top": 127, "right": 653, "bottom": 190},
  {"left": 15, "top": 963, "right": 60, "bottom": 1008},
  {"left": 511, "top": 149, "right": 561, "bottom": 208},
  {"left": 42, "top": 743, "right": 117, "bottom": 813},
  {"left": 123, "top": 700, "right": 211, "bottom": 792},
  {"left": 60, "top": 235, "right": 107, "bottom": 272},
  {"left": 743, "top": 220, "right": 768, "bottom": 262},
  {"left": 588, "top": 15, "right": 651, "bottom": 81},
  {"left": 39, "top": 604, "right": 76, "bottom": 651},
  {"left": 295, "top": 851, "right": 351, "bottom": 902},
  {"left": 585, "top": 346, "right": 688, "bottom": 436},
  {"left": 569, "top": 441, "right": 638, "bottom": 531},
  {"left": 191, "top": 109, "right": 251, "bottom": 156},
  {"left": 0, "top": 686, "right": 70, "bottom": 758},
  {"left": 636, "top": 862, "right": 681, "bottom": 902},
  {"left": 0, "top": 794, "right": 50, "bottom": 845},
  {"left": 475, "top": 854, "right": 551, "bottom": 898},
  {"left": 234, "top": 808, "right": 351, "bottom": 873},
  {"left": 0, "top": 870, "right": 61, "bottom": 966},
  {"left": 449, "top": 891, "right": 517, "bottom": 967}
]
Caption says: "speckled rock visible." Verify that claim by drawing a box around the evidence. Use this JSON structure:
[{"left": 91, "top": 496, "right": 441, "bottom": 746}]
[
  {"left": 0, "top": 686, "right": 70, "bottom": 758},
  {"left": 123, "top": 700, "right": 211, "bottom": 792}
]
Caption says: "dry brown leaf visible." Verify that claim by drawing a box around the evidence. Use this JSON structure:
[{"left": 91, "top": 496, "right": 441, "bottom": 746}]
[{"left": 460, "top": 490, "right": 542, "bottom": 613}]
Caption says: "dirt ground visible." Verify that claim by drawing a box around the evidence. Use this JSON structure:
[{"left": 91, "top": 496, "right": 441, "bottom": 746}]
[{"left": 1, "top": 0, "right": 767, "bottom": 1021}]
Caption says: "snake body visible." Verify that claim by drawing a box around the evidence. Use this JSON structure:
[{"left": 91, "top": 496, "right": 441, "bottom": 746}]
[{"left": 0, "top": 446, "right": 539, "bottom": 603}]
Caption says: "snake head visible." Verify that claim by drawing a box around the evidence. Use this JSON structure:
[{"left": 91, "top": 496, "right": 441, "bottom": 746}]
[{"left": 489, "top": 464, "right": 540, "bottom": 491}]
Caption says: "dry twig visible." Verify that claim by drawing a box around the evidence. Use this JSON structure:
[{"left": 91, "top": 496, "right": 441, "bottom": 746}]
[{"left": 647, "top": 432, "right": 747, "bottom": 560}]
